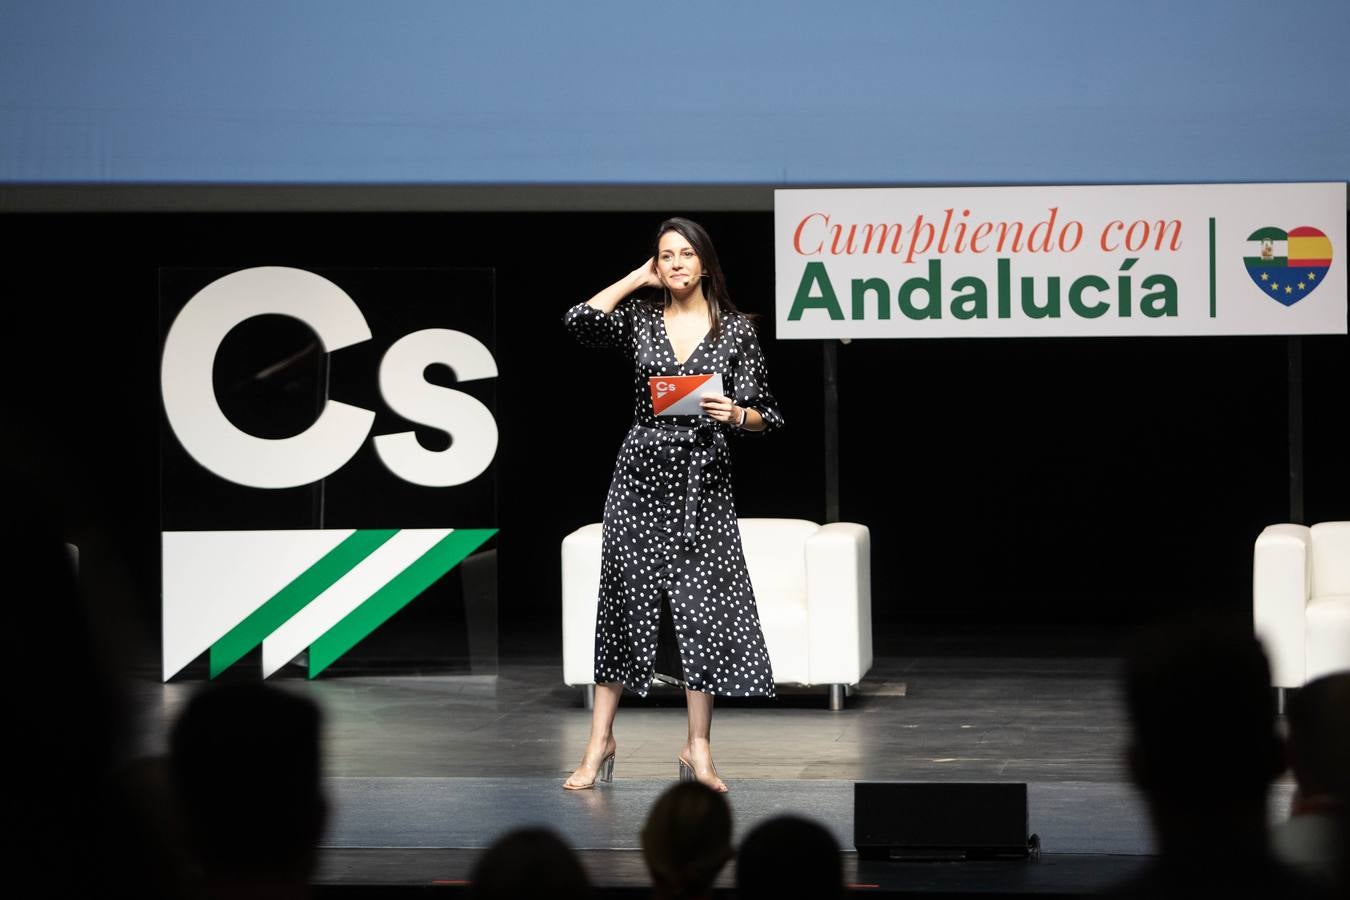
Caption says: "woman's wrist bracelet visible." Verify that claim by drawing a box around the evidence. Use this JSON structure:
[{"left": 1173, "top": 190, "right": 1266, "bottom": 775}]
[{"left": 737, "top": 407, "right": 747, "bottom": 428}]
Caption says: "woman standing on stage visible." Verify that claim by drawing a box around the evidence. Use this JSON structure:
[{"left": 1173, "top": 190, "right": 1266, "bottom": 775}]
[{"left": 562, "top": 217, "right": 783, "bottom": 793}]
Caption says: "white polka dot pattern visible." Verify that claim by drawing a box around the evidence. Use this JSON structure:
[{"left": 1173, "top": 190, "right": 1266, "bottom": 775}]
[{"left": 564, "top": 297, "right": 783, "bottom": 697}]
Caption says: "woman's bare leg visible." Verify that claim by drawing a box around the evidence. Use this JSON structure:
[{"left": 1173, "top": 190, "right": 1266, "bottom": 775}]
[
  {"left": 563, "top": 681, "right": 622, "bottom": 789},
  {"left": 681, "top": 687, "right": 727, "bottom": 792}
]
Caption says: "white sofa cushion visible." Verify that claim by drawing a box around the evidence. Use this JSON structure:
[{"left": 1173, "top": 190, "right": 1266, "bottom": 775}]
[
  {"left": 1254, "top": 524, "right": 1312, "bottom": 687},
  {"left": 561, "top": 523, "right": 604, "bottom": 686},
  {"left": 757, "top": 604, "right": 810, "bottom": 684},
  {"left": 1307, "top": 594, "right": 1350, "bottom": 682},
  {"left": 740, "top": 518, "right": 817, "bottom": 601},
  {"left": 1311, "top": 522, "right": 1350, "bottom": 597}
]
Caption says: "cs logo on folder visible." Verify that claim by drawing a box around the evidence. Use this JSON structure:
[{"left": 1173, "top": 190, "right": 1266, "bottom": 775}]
[{"left": 649, "top": 373, "right": 723, "bottom": 416}]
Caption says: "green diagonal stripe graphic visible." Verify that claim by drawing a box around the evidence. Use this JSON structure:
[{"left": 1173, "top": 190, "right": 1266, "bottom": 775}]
[
  {"left": 308, "top": 528, "right": 497, "bottom": 678},
  {"left": 209, "top": 529, "right": 398, "bottom": 677}
]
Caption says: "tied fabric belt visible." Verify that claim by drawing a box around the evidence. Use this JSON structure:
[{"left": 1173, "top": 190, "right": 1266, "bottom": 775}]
[{"left": 631, "top": 420, "right": 728, "bottom": 542}]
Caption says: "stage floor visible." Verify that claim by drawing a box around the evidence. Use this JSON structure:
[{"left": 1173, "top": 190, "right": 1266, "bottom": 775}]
[{"left": 127, "top": 630, "right": 1296, "bottom": 894}]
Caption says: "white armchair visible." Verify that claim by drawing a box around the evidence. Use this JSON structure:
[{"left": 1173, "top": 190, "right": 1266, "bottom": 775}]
[
  {"left": 562, "top": 518, "right": 872, "bottom": 709},
  {"left": 1253, "top": 522, "right": 1350, "bottom": 702}
]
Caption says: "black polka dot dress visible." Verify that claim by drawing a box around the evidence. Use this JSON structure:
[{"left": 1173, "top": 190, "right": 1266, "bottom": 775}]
[{"left": 564, "top": 296, "right": 783, "bottom": 698}]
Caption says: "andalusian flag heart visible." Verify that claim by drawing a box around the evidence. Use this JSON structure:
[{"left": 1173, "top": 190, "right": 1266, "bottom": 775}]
[{"left": 1244, "top": 226, "right": 1333, "bottom": 307}]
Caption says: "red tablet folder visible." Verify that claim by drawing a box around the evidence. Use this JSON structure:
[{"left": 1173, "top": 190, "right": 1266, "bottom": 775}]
[{"left": 649, "top": 373, "right": 724, "bottom": 416}]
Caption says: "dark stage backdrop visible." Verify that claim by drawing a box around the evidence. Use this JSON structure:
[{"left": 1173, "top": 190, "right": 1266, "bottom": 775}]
[{"left": 2, "top": 211, "right": 1346, "bottom": 668}]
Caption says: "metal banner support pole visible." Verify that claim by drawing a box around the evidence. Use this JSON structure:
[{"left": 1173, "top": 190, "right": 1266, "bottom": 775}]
[
  {"left": 1288, "top": 336, "right": 1304, "bottom": 525},
  {"left": 824, "top": 340, "right": 840, "bottom": 524}
]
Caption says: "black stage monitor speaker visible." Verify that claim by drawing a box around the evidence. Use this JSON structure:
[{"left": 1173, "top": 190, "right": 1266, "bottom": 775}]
[{"left": 854, "top": 782, "right": 1039, "bottom": 861}]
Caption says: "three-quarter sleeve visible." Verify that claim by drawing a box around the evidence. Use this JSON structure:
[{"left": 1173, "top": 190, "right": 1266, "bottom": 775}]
[
  {"left": 730, "top": 318, "right": 784, "bottom": 435},
  {"left": 563, "top": 297, "right": 637, "bottom": 350}
]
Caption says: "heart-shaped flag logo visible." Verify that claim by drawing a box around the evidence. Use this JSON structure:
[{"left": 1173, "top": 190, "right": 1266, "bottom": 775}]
[{"left": 1244, "top": 226, "right": 1333, "bottom": 307}]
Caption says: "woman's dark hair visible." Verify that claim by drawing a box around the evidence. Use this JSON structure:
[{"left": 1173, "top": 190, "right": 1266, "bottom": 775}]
[
  {"left": 469, "top": 827, "right": 591, "bottom": 900},
  {"left": 640, "top": 781, "right": 733, "bottom": 899},
  {"left": 644, "top": 216, "right": 751, "bottom": 340},
  {"left": 737, "top": 815, "right": 844, "bottom": 900},
  {"left": 169, "top": 682, "right": 327, "bottom": 880}
]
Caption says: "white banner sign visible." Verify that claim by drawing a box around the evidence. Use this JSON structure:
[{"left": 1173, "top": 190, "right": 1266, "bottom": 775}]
[{"left": 774, "top": 183, "right": 1345, "bottom": 339}]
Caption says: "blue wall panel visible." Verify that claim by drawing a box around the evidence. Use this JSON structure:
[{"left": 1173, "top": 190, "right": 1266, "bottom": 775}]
[{"left": 2, "top": 0, "right": 1347, "bottom": 184}]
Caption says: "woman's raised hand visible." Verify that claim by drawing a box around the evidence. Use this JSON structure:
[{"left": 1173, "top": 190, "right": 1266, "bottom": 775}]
[
  {"left": 629, "top": 257, "right": 662, "bottom": 290},
  {"left": 584, "top": 258, "right": 661, "bottom": 314}
]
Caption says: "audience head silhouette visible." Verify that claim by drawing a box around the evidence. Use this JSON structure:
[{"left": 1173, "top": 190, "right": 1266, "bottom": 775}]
[
  {"left": 737, "top": 814, "right": 844, "bottom": 900},
  {"left": 1275, "top": 672, "right": 1350, "bottom": 885},
  {"left": 169, "top": 682, "right": 327, "bottom": 889},
  {"left": 1286, "top": 672, "right": 1350, "bottom": 804},
  {"left": 469, "top": 827, "right": 591, "bottom": 899},
  {"left": 1124, "top": 615, "right": 1283, "bottom": 811},
  {"left": 640, "top": 781, "right": 732, "bottom": 900},
  {"left": 1113, "top": 614, "right": 1324, "bottom": 898},
  {"left": 10, "top": 480, "right": 130, "bottom": 895}
]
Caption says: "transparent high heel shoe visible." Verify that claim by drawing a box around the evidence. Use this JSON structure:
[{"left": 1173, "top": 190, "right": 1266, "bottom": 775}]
[
  {"left": 563, "top": 751, "right": 615, "bottom": 791},
  {"left": 677, "top": 755, "right": 728, "bottom": 792}
]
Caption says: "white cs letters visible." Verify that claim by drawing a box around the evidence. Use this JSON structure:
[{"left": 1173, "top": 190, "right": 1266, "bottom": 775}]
[
  {"left": 161, "top": 266, "right": 498, "bottom": 489},
  {"left": 374, "top": 328, "right": 498, "bottom": 487}
]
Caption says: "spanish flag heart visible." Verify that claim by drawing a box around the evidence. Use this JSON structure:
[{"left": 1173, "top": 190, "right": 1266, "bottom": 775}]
[{"left": 1244, "top": 226, "right": 1333, "bottom": 307}]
